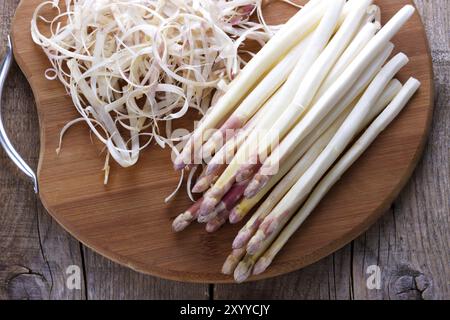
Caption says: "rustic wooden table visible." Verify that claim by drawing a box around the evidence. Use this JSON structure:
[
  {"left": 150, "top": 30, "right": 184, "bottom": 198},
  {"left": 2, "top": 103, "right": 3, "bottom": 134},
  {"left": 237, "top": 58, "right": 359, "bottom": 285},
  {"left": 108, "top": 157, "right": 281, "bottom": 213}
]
[{"left": 0, "top": 0, "right": 448, "bottom": 300}]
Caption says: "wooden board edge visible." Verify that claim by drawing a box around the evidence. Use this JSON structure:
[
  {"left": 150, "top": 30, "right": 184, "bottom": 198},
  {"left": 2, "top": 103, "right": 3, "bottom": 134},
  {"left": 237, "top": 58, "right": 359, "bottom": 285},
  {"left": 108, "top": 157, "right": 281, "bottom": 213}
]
[{"left": 9, "top": 1, "right": 435, "bottom": 284}]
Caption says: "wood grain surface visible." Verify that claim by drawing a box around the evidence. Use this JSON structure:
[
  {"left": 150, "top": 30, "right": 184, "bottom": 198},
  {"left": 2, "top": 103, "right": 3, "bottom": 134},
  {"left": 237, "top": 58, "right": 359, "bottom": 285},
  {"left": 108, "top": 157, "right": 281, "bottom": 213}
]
[
  {"left": 8, "top": 0, "right": 434, "bottom": 284},
  {"left": 1, "top": 0, "right": 448, "bottom": 298}
]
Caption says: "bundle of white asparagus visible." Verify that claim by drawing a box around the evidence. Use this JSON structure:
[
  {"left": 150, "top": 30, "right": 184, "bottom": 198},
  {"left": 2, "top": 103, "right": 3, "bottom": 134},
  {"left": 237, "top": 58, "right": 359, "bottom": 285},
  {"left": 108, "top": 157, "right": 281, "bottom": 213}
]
[{"left": 172, "top": 0, "right": 420, "bottom": 282}]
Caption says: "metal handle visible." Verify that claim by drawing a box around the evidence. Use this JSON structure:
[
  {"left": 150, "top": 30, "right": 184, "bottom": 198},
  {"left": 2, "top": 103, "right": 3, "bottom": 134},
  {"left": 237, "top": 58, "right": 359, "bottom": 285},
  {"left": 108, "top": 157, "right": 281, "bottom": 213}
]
[{"left": 0, "top": 36, "right": 38, "bottom": 194}]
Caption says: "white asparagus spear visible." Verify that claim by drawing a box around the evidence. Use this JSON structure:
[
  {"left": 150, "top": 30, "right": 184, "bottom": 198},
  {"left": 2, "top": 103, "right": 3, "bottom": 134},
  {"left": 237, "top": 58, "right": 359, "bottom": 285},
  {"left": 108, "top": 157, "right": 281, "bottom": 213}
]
[
  {"left": 315, "top": 21, "right": 381, "bottom": 100},
  {"left": 233, "top": 77, "right": 406, "bottom": 283},
  {"left": 232, "top": 108, "right": 353, "bottom": 246},
  {"left": 199, "top": 4, "right": 374, "bottom": 193},
  {"left": 192, "top": 98, "right": 270, "bottom": 193},
  {"left": 193, "top": 87, "right": 283, "bottom": 193},
  {"left": 245, "top": 41, "right": 395, "bottom": 197},
  {"left": 252, "top": 5, "right": 415, "bottom": 181},
  {"left": 253, "top": 78, "right": 421, "bottom": 275},
  {"left": 197, "top": 0, "right": 347, "bottom": 217},
  {"left": 178, "top": 0, "right": 362, "bottom": 170},
  {"left": 233, "top": 78, "right": 402, "bottom": 248},
  {"left": 200, "top": 37, "right": 311, "bottom": 159},
  {"left": 228, "top": 41, "right": 392, "bottom": 223},
  {"left": 236, "top": 0, "right": 358, "bottom": 182},
  {"left": 246, "top": 53, "right": 409, "bottom": 255},
  {"left": 228, "top": 94, "right": 357, "bottom": 225},
  {"left": 172, "top": 197, "right": 204, "bottom": 232},
  {"left": 174, "top": 1, "right": 326, "bottom": 170}
]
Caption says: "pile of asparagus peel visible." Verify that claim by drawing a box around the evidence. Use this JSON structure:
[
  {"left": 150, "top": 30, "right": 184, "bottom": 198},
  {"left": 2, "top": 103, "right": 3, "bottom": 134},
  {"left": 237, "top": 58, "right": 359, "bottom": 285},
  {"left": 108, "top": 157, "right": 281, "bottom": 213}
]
[{"left": 172, "top": 0, "right": 420, "bottom": 283}]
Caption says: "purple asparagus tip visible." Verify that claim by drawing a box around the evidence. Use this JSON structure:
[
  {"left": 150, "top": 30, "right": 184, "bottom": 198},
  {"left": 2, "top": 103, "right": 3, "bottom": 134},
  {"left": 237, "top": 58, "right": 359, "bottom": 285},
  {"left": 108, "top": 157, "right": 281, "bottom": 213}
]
[
  {"left": 229, "top": 208, "right": 243, "bottom": 224},
  {"left": 234, "top": 261, "right": 252, "bottom": 283},
  {"left": 246, "top": 231, "right": 265, "bottom": 255},
  {"left": 232, "top": 230, "right": 250, "bottom": 249},
  {"left": 253, "top": 257, "right": 271, "bottom": 275},
  {"left": 192, "top": 177, "right": 209, "bottom": 193},
  {"left": 197, "top": 197, "right": 217, "bottom": 217}
]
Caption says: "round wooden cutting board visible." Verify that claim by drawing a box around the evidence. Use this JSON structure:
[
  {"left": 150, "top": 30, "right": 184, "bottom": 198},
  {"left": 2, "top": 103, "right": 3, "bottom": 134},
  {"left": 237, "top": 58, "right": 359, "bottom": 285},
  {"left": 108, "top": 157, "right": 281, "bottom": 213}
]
[{"left": 11, "top": 0, "right": 433, "bottom": 283}]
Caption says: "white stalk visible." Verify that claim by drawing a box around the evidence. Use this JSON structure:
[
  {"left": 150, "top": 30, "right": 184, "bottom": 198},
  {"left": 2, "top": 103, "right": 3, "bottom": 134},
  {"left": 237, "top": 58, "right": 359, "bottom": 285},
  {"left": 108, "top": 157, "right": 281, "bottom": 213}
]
[
  {"left": 200, "top": 34, "right": 312, "bottom": 159},
  {"left": 315, "top": 21, "right": 380, "bottom": 99},
  {"left": 235, "top": 78, "right": 401, "bottom": 249},
  {"left": 197, "top": 0, "right": 346, "bottom": 216},
  {"left": 247, "top": 53, "right": 409, "bottom": 255},
  {"left": 251, "top": 0, "right": 351, "bottom": 162},
  {"left": 175, "top": 1, "right": 327, "bottom": 169},
  {"left": 256, "top": 42, "right": 394, "bottom": 182},
  {"left": 254, "top": 5, "right": 415, "bottom": 179},
  {"left": 253, "top": 78, "right": 421, "bottom": 275}
]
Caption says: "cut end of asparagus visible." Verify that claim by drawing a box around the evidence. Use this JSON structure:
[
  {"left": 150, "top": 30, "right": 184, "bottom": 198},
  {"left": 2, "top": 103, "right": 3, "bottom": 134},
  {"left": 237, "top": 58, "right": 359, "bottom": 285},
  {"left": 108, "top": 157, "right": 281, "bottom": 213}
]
[
  {"left": 253, "top": 256, "right": 272, "bottom": 275},
  {"left": 222, "top": 259, "right": 236, "bottom": 275},
  {"left": 234, "top": 261, "right": 253, "bottom": 283}
]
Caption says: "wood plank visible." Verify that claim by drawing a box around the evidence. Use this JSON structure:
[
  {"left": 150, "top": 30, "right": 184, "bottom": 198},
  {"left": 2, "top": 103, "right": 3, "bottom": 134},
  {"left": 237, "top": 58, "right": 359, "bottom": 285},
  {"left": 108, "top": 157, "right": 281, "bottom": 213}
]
[
  {"left": 82, "top": 247, "right": 209, "bottom": 300},
  {"left": 215, "top": 0, "right": 450, "bottom": 299},
  {"left": 352, "top": 0, "right": 450, "bottom": 300},
  {"left": 1, "top": 0, "right": 84, "bottom": 298}
]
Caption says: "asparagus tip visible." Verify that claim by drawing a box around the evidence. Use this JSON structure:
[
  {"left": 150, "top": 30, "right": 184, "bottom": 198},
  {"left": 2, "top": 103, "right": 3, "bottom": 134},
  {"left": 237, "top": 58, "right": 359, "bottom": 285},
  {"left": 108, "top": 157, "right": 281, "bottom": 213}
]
[
  {"left": 222, "top": 258, "right": 235, "bottom": 275},
  {"left": 206, "top": 218, "right": 225, "bottom": 233},
  {"left": 205, "top": 161, "right": 221, "bottom": 176},
  {"left": 172, "top": 213, "right": 192, "bottom": 232},
  {"left": 253, "top": 256, "right": 272, "bottom": 275},
  {"left": 229, "top": 208, "right": 243, "bottom": 224},
  {"left": 232, "top": 229, "right": 251, "bottom": 249},
  {"left": 173, "top": 158, "right": 187, "bottom": 171},
  {"left": 247, "top": 231, "right": 265, "bottom": 255},
  {"left": 234, "top": 261, "right": 252, "bottom": 283},
  {"left": 198, "top": 197, "right": 218, "bottom": 218},
  {"left": 192, "top": 178, "right": 209, "bottom": 193},
  {"left": 245, "top": 174, "right": 269, "bottom": 198}
]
